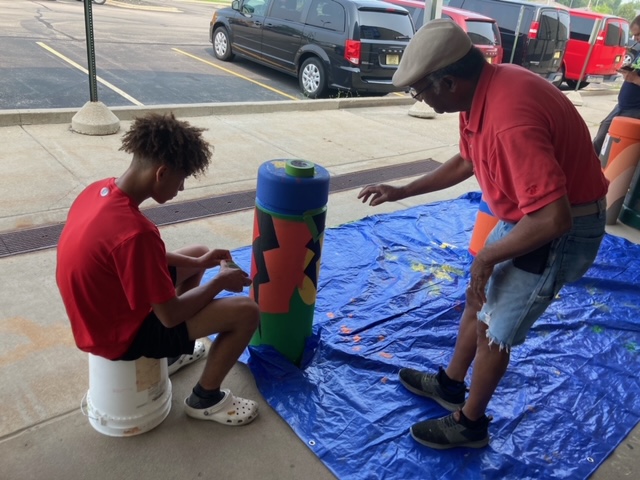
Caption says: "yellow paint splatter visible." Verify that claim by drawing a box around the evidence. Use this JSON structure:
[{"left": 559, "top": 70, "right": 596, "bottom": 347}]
[
  {"left": 379, "top": 352, "right": 393, "bottom": 359},
  {"left": 353, "top": 335, "right": 362, "bottom": 343},
  {"left": 327, "top": 312, "right": 335, "bottom": 319},
  {"left": 411, "top": 262, "right": 426, "bottom": 272},
  {"left": 340, "top": 325, "right": 352, "bottom": 334},
  {"left": 439, "top": 242, "right": 455, "bottom": 249},
  {"left": 272, "top": 160, "right": 286, "bottom": 169}
]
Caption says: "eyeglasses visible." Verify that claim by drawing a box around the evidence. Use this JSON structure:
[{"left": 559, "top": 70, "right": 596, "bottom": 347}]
[{"left": 409, "top": 82, "right": 432, "bottom": 100}]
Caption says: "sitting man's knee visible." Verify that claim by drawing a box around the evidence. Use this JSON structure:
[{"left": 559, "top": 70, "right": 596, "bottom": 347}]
[
  {"left": 192, "top": 244, "right": 209, "bottom": 257},
  {"left": 236, "top": 296, "right": 260, "bottom": 330}
]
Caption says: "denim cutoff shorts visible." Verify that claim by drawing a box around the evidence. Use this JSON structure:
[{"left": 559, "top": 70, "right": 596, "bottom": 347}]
[{"left": 477, "top": 203, "right": 606, "bottom": 350}]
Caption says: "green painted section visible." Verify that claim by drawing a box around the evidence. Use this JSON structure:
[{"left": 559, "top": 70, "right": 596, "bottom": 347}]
[{"left": 250, "top": 288, "right": 315, "bottom": 365}]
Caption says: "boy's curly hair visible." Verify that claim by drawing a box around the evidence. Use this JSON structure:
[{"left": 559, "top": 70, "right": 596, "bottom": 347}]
[{"left": 120, "top": 113, "right": 212, "bottom": 177}]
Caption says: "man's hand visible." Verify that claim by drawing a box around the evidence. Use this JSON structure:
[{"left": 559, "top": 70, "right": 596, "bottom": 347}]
[
  {"left": 197, "top": 249, "right": 232, "bottom": 269},
  {"left": 217, "top": 259, "right": 252, "bottom": 292},
  {"left": 357, "top": 184, "right": 403, "bottom": 206},
  {"left": 467, "top": 253, "right": 494, "bottom": 308},
  {"left": 620, "top": 69, "right": 640, "bottom": 86}
]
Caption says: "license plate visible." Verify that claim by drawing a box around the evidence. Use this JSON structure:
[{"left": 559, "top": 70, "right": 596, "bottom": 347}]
[
  {"left": 553, "top": 51, "right": 561, "bottom": 59},
  {"left": 386, "top": 54, "right": 399, "bottom": 66}
]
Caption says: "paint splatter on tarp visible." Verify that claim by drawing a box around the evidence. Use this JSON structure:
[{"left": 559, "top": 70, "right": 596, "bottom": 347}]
[{"left": 206, "top": 193, "right": 640, "bottom": 480}]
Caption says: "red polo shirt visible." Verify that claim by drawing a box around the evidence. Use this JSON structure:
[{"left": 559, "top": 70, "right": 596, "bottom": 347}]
[{"left": 459, "top": 64, "right": 608, "bottom": 223}]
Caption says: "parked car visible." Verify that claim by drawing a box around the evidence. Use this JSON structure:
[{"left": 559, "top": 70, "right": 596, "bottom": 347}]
[
  {"left": 209, "top": 0, "right": 414, "bottom": 98},
  {"left": 383, "top": 1, "right": 503, "bottom": 63},
  {"left": 559, "top": 9, "right": 628, "bottom": 89},
  {"left": 446, "top": 0, "right": 570, "bottom": 83}
]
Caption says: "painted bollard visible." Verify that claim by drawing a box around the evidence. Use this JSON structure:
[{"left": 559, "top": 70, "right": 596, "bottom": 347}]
[
  {"left": 599, "top": 116, "right": 640, "bottom": 225},
  {"left": 469, "top": 196, "right": 499, "bottom": 257},
  {"left": 249, "top": 159, "right": 330, "bottom": 365}
]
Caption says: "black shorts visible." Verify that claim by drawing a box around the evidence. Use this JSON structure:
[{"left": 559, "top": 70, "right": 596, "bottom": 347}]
[{"left": 118, "top": 266, "right": 195, "bottom": 361}]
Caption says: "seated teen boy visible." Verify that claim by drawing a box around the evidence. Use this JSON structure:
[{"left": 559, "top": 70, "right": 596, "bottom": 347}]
[{"left": 56, "top": 113, "right": 260, "bottom": 426}]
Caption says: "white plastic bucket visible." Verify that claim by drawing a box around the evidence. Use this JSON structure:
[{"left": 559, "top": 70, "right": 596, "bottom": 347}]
[{"left": 85, "top": 355, "right": 172, "bottom": 437}]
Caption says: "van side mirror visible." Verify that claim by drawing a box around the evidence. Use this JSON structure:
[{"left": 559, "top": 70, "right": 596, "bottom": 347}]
[{"left": 232, "top": 0, "right": 240, "bottom": 10}]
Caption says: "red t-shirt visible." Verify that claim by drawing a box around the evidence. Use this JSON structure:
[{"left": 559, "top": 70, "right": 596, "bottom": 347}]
[
  {"left": 459, "top": 64, "right": 608, "bottom": 223},
  {"left": 56, "top": 178, "right": 176, "bottom": 359}
]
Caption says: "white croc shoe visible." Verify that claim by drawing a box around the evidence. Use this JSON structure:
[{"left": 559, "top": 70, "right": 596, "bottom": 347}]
[
  {"left": 184, "top": 389, "right": 259, "bottom": 426},
  {"left": 168, "top": 340, "right": 206, "bottom": 376}
]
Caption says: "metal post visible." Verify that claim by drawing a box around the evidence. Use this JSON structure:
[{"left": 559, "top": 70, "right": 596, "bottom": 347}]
[
  {"left": 575, "top": 18, "right": 604, "bottom": 92},
  {"left": 82, "top": 0, "right": 99, "bottom": 102},
  {"left": 423, "top": 0, "right": 442, "bottom": 22},
  {"left": 510, "top": 6, "right": 525, "bottom": 65}
]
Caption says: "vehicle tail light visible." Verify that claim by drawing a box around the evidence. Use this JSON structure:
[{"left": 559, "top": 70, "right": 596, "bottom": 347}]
[
  {"left": 528, "top": 21, "right": 539, "bottom": 39},
  {"left": 345, "top": 40, "right": 361, "bottom": 65}
]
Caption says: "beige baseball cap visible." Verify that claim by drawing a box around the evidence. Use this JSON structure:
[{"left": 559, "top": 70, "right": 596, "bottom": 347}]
[{"left": 393, "top": 19, "right": 473, "bottom": 88}]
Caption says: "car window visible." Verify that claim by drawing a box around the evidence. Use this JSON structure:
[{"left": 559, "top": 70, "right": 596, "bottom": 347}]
[
  {"left": 242, "top": 0, "right": 269, "bottom": 16},
  {"left": 270, "top": 0, "right": 303, "bottom": 22},
  {"left": 358, "top": 11, "right": 413, "bottom": 40},
  {"left": 605, "top": 21, "right": 627, "bottom": 47},
  {"left": 466, "top": 20, "right": 498, "bottom": 45},
  {"left": 557, "top": 10, "right": 570, "bottom": 41},
  {"left": 409, "top": 5, "right": 425, "bottom": 29},
  {"left": 461, "top": 0, "right": 525, "bottom": 33},
  {"left": 569, "top": 15, "right": 593, "bottom": 42},
  {"left": 538, "top": 10, "right": 558, "bottom": 41},
  {"left": 537, "top": 9, "right": 568, "bottom": 42},
  {"left": 306, "top": 0, "right": 345, "bottom": 31}
]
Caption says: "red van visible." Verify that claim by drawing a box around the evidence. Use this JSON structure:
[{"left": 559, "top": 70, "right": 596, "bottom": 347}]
[
  {"left": 383, "top": 0, "right": 504, "bottom": 64},
  {"left": 560, "top": 10, "right": 629, "bottom": 89}
]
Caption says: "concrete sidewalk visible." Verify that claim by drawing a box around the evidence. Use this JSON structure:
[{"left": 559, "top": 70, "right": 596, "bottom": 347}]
[{"left": 1, "top": 93, "right": 639, "bottom": 480}]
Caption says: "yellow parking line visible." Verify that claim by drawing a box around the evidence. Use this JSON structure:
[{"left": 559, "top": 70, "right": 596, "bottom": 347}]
[
  {"left": 37, "top": 42, "right": 144, "bottom": 106},
  {"left": 172, "top": 48, "right": 299, "bottom": 101},
  {"left": 107, "top": 0, "right": 182, "bottom": 12}
]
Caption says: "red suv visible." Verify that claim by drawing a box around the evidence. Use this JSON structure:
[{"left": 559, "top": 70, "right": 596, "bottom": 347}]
[
  {"left": 383, "top": 1, "right": 504, "bottom": 63},
  {"left": 560, "top": 10, "right": 629, "bottom": 89}
]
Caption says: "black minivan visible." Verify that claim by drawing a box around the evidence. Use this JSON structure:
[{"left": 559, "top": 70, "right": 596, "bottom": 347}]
[
  {"left": 446, "top": 0, "right": 570, "bottom": 83},
  {"left": 210, "top": 0, "right": 414, "bottom": 98}
]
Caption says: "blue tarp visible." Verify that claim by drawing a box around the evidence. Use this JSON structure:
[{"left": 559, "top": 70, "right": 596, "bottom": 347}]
[{"left": 205, "top": 193, "right": 640, "bottom": 479}]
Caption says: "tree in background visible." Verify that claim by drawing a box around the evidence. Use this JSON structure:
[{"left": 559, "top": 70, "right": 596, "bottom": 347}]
[
  {"left": 555, "top": 0, "right": 640, "bottom": 22},
  {"left": 618, "top": 2, "right": 640, "bottom": 22}
]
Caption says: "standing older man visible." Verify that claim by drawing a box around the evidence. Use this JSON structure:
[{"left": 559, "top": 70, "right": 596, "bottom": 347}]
[{"left": 358, "top": 20, "right": 608, "bottom": 450}]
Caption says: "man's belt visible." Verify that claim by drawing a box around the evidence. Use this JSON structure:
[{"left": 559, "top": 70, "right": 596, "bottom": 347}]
[{"left": 571, "top": 198, "right": 606, "bottom": 217}]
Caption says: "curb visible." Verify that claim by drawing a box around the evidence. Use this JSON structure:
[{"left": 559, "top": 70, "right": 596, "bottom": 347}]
[{"left": 0, "top": 96, "right": 415, "bottom": 127}]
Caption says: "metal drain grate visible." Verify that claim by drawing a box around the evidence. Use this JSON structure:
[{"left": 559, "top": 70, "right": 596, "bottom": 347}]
[{"left": 0, "top": 158, "right": 439, "bottom": 257}]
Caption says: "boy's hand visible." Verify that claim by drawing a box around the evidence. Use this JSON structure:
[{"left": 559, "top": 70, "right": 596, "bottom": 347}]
[
  {"left": 218, "top": 259, "right": 252, "bottom": 292},
  {"left": 198, "top": 249, "right": 232, "bottom": 268}
]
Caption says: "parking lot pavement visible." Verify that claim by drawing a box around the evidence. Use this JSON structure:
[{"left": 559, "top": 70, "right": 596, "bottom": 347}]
[{"left": 1, "top": 93, "right": 639, "bottom": 480}]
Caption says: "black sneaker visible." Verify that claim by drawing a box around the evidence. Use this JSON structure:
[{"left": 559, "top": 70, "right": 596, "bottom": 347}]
[
  {"left": 398, "top": 366, "right": 466, "bottom": 411},
  {"left": 410, "top": 411, "right": 491, "bottom": 450}
]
